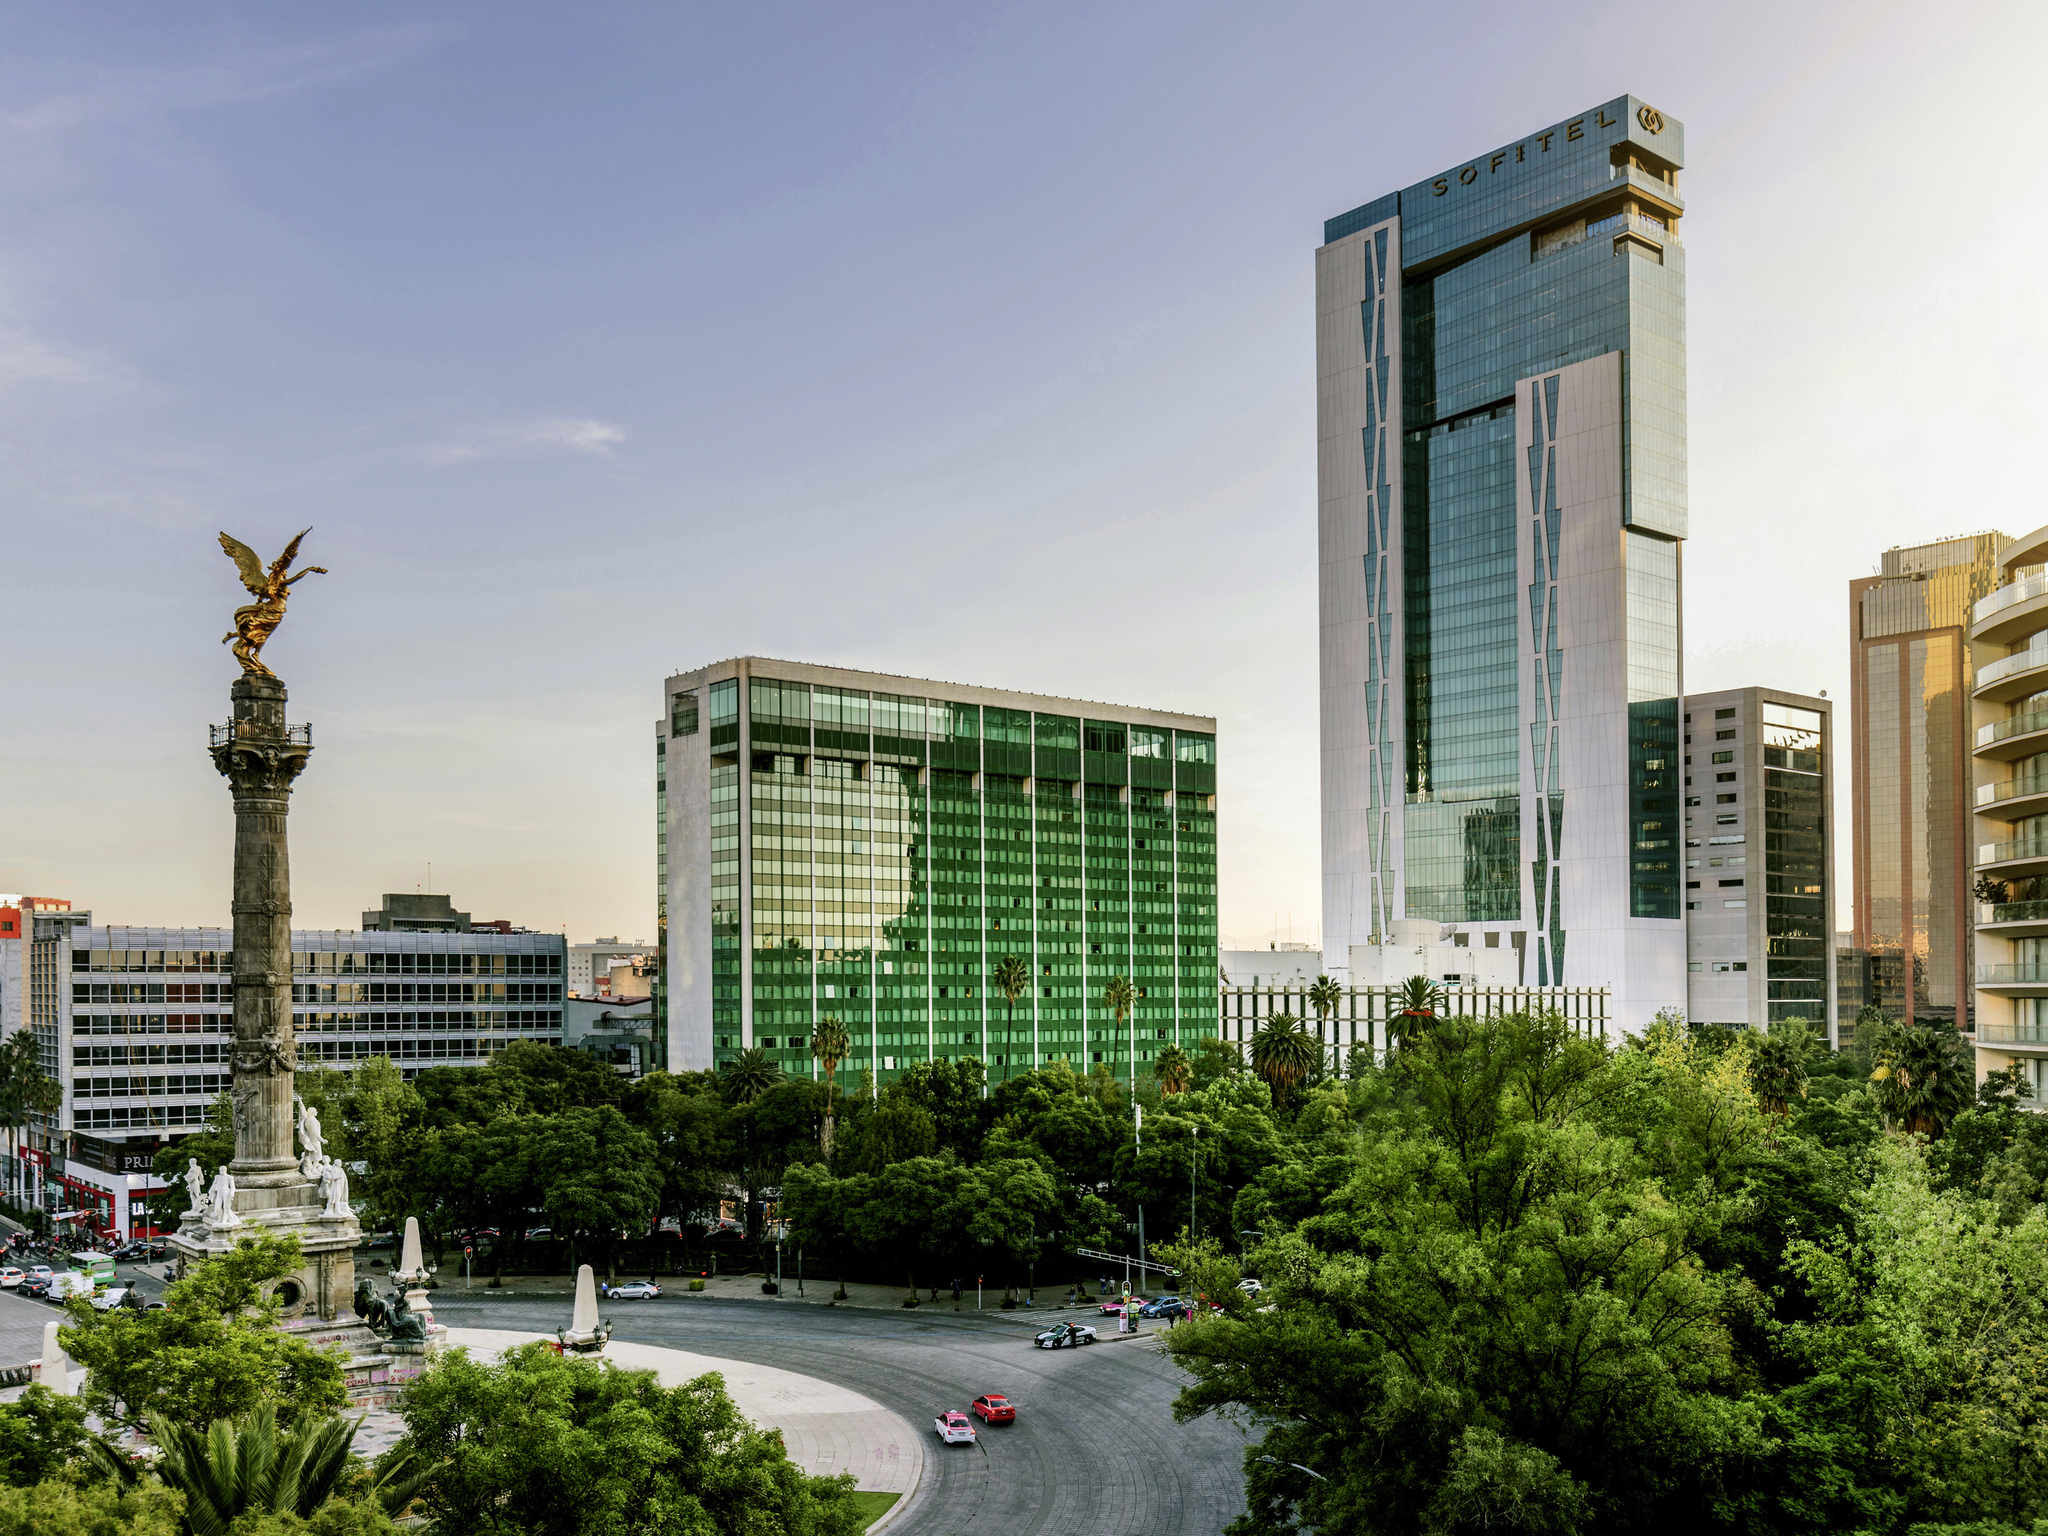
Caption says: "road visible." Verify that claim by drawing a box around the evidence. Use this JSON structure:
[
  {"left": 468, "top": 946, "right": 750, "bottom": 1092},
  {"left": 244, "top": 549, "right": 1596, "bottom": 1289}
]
[
  {"left": 0, "top": 1279, "right": 1250, "bottom": 1534},
  {"left": 432, "top": 1292, "right": 1248, "bottom": 1536}
]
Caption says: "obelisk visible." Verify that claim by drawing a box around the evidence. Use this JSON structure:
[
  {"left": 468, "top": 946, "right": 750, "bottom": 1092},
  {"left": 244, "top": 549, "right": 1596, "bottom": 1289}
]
[{"left": 171, "top": 530, "right": 357, "bottom": 1320}]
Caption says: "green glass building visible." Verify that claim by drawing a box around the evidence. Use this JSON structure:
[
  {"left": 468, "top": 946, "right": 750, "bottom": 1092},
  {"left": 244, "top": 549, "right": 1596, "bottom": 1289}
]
[{"left": 657, "top": 659, "right": 1217, "bottom": 1086}]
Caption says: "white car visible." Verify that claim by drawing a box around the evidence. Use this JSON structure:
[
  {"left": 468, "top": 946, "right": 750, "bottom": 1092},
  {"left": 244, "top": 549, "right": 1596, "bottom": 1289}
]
[
  {"left": 0, "top": 1268, "right": 23, "bottom": 1289},
  {"left": 1033, "top": 1321, "right": 1098, "bottom": 1349},
  {"left": 934, "top": 1410, "right": 977, "bottom": 1445},
  {"left": 47, "top": 1271, "right": 95, "bottom": 1302},
  {"left": 27, "top": 1266, "right": 52, "bottom": 1283},
  {"left": 91, "top": 1286, "right": 132, "bottom": 1312},
  {"left": 1236, "top": 1278, "right": 1264, "bottom": 1296},
  {"left": 606, "top": 1281, "right": 661, "bottom": 1300}
]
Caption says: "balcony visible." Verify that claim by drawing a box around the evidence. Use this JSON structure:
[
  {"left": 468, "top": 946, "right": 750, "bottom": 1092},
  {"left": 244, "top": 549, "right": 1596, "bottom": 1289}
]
[
  {"left": 1977, "top": 835, "right": 2048, "bottom": 875},
  {"left": 1975, "top": 646, "right": 2048, "bottom": 703},
  {"left": 1972, "top": 573, "right": 2048, "bottom": 646},
  {"left": 1974, "top": 1022, "right": 2048, "bottom": 1049},
  {"left": 2000, "top": 524, "right": 2048, "bottom": 576},
  {"left": 1977, "top": 962, "right": 2048, "bottom": 988},
  {"left": 1975, "top": 706, "right": 2048, "bottom": 762},
  {"left": 1977, "top": 773, "right": 2048, "bottom": 820},
  {"left": 208, "top": 721, "right": 313, "bottom": 749},
  {"left": 1978, "top": 899, "right": 2048, "bottom": 938}
]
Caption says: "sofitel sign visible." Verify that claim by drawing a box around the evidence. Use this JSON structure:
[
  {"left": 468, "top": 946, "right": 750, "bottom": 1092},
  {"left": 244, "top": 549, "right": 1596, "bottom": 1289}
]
[{"left": 1430, "top": 106, "right": 1654, "bottom": 195}]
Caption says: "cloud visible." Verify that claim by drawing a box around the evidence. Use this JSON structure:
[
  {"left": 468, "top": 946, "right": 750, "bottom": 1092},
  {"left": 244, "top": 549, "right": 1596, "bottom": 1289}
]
[
  {"left": 423, "top": 417, "right": 629, "bottom": 467},
  {"left": 1, "top": 25, "right": 442, "bottom": 136},
  {"left": 0, "top": 331, "right": 100, "bottom": 387}
]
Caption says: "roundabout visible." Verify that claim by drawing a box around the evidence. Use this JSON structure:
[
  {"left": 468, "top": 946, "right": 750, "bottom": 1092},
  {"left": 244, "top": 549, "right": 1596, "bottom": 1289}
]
[{"left": 425, "top": 1291, "right": 1249, "bottom": 1536}]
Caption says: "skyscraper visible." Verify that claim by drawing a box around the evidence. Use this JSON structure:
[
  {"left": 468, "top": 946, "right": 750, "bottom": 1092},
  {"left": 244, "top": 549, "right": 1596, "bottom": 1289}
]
[
  {"left": 1850, "top": 533, "right": 2005, "bottom": 1028},
  {"left": 658, "top": 659, "right": 1219, "bottom": 1084},
  {"left": 1317, "top": 96, "right": 1688, "bottom": 1033}
]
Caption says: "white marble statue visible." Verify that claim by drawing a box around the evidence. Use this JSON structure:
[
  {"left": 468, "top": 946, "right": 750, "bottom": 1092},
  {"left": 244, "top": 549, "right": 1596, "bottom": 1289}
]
[
  {"left": 206, "top": 1166, "right": 241, "bottom": 1229},
  {"left": 294, "top": 1095, "right": 325, "bottom": 1179},
  {"left": 182, "top": 1157, "right": 207, "bottom": 1217},
  {"left": 317, "top": 1156, "right": 351, "bottom": 1220}
]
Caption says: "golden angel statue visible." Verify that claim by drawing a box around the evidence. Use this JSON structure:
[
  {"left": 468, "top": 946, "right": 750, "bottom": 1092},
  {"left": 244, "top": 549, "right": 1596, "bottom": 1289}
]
[{"left": 219, "top": 528, "right": 327, "bottom": 678}]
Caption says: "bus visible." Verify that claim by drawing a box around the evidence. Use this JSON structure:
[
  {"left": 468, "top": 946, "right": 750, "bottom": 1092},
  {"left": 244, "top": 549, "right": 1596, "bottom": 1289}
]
[{"left": 70, "top": 1251, "right": 117, "bottom": 1284}]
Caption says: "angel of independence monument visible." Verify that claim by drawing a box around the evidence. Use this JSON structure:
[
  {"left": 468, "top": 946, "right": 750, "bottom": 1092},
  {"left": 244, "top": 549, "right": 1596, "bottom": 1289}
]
[{"left": 168, "top": 531, "right": 373, "bottom": 1328}]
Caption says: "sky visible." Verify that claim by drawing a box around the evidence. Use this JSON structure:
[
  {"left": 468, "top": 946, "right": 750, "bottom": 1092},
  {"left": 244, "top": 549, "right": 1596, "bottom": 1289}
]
[{"left": 4, "top": 0, "right": 2046, "bottom": 950}]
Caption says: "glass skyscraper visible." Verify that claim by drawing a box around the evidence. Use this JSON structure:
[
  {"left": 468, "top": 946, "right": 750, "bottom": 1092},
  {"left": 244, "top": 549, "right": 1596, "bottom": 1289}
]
[
  {"left": 1317, "top": 96, "right": 1688, "bottom": 1034},
  {"left": 657, "top": 659, "right": 1218, "bottom": 1086}
]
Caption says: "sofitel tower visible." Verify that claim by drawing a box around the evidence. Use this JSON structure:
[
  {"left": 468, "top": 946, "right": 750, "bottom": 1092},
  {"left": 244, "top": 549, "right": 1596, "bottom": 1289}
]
[{"left": 1318, "top": 96, "right": 1688, "bottom": 1034}]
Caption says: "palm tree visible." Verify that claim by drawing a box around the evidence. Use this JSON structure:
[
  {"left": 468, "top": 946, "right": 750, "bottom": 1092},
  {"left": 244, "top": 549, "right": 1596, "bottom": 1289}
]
[
  {"left": 993, "top": 955, "right": 1031, "bottom": 1085},
  {"left": 1748, "top": 1019, "right": 1814, "bottom": 1117},
  {"left": 142, "top": 1403, "right": 411, "bottom": 1532},
  {"left": 720, "top": 1046, "right": 783, "bottom": 1106},
  {"left": 811, "top": 1015, "right": 850, "bottom": 1154},
  {"left": 1104, "top": 974, "right": 1137, "bottom": 1101},
  {"left": 1869, "top": 1019, "right": 1973, "bottom": 1137},
  {"left": 1307, "top": 973, "right": 1343, "bottom": 1075},
  {"left": 1155, "top": 1043, "right": 1193, "bottom": 1096},
  {"left": 1392, "top": 974, "right": 1446, "bottom": 1049},
  {"left": 1249, "top": 1011, "right": 1319, "bottom": 1110}
]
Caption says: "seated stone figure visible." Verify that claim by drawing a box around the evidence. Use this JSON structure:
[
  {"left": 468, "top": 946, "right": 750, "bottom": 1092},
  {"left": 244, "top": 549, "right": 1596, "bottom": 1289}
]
[{"left": 353, "top": 1278, "right": 426, "bottom": 1342}]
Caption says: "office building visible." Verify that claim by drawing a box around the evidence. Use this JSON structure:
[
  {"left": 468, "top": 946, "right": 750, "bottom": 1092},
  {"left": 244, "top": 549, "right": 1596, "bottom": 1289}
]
[
  {"left": 1682, "top": 688, "right": 1835, "bottom": 1041},
  {"left": 1219, "top": 946, "right": 1325, "bottom": 990},
  {"left": 658, "top": 658, "right": 1218, "bottom": 1083},
  {"left": 1219, "top": 973, "right": 1609, "bottom": 1070},
  {"left": 569, "top": 937, "right": 651, "bottom": 998},
  {"left": 1318, "top": 95, "right": 1689, "bottom": 1034},
  {"left": 0, "top": 912, "right": 563, "bottom": 1241},
  {"left": 1851, "top": 533, "right": 2006, "bottom": 1027},
  {"left": 1970, "top": 525, "right": 2048, "bottom": 1092}
]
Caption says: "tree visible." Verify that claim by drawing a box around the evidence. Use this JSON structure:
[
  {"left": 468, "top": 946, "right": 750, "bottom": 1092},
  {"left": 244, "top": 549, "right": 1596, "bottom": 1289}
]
[
  {"left": 151, "top": 1095, "right": 235, "bottom": 1204},
  {"left": 811, "top": 1016, "right": 849, "bottom": 1154},
  {"left": 1392, "top": 974, "right": 1445, "bottom": 1047},
  {"left": 1156, "top": 1045, "right": 1193, "bottom": 1096},
  {"left": 1748, "top": 1019, "right": 1815, "bottom": 1117},
  {"left": 1190, "top": 1036, "right": 1242, "bottom": 1088},
  {"left": 60, "top": 1236, "right": 346, "bottom": 1433},
  {"left": 337, "top": 1058, "right": 427, "bottom": 1237},
  {"left": 719, "top": 1047, "right": 783, "bottom": 1107},
  {"left": 393, "top": 1341, "right": 865, "bottom": 1536},
  {"left": 0, "top": 1031, "right": 59, "bottom": 1208},
  {"left": 142, "top": 1402, "right": 404, "bottom": 1535},
  {"left": 0, "top": 1477, "right": 183, "bottom": 1536},
  {"left": 1248, "top": 1013, "right": 1317, "bottom": 1110},
  {"left": 1104, "top": 974, "right": 1137, "bottom": 1100},
  {"left": 0, "top": 1388, "right": 88, "bottom": 1486},
  {"left": 1869, "top": 1019, "right": 1974, "bottom": 1137},
  {"left": 1306, "top": 974, "right": 1343, "bottom": 1047},
  {"left": 531, "top": 1106, "right": 663, "bottom": 1278},
  {"left": 993, "top": 955, "right": 1031, "bottom": 1085}
]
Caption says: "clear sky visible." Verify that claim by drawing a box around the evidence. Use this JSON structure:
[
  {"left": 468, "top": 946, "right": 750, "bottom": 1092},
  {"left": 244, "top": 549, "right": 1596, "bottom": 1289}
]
[{"left": 4, "top": 0, "right": 2044, "bottom": 949}]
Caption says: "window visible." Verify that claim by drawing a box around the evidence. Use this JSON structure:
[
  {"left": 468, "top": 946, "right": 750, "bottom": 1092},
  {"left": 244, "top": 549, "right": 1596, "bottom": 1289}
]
[
  {"left": 1717, "top": 814, "right": 1738, "bottom": 826},
  {"left": 1685, "top": 797, "right": 1701, "bottom": 807},
  {"left": 1720, "top": 878, "right": 1744, "bottom": 887},
  {"left": 1724, "top": 899, "right": 1747, "bottom": 908},
  {"left": 1717, "top": 793, "right": 1737, "bottom": 804},
  {"left": 1712, "top": 751, "right": 1733, "bottom": 765},
  {"left": 671, "top": 691, "right": 699, "bottom": 736},
  {"left": 1688, "top": 961, "right": 1703, "bottom": 972},
  {"left": 1716, "top": 729, "right": 1735, "bottom": 741},
  {"left": 1715, "top": 707, "right": 1736, "bottom": 720},
  {"left": 1716, "top": 771, "right": 1736, "bottom": 782}
]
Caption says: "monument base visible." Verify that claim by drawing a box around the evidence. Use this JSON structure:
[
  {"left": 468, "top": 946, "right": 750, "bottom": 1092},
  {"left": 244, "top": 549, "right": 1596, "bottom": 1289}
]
[{"left": 169, "top": 1177, "right": 361, "bottom": 1322}]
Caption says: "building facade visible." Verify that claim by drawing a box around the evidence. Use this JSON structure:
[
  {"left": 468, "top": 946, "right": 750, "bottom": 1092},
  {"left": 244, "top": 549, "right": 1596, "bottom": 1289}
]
[
  {"left": 1317, "top": 95, "right": 1689, "bottom": 1035},
  {"left": 1220, "top": 979, "right": 1609, "bottom": 1070},
  {"left": 1969, "top": 526, "right": 2048, "bottom": 1091},
  {"left": 1851, "top": 533, "right": 2006, "bottom": 1028},
  {"left": 1682, "top": 688, "right": 1835, "bottom": 1041},
  {"left": 569, "top": 938, "right": 651, "bottom": 998},
  {"left": 659, "top": 658, "right": 1218, "bottom": 1085},
  {"left": 0, "top": 918, "right": 563, "bottom": 1242}
]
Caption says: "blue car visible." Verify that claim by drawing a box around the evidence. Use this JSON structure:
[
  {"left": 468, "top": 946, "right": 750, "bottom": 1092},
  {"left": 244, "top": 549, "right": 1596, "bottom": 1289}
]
[{"left": 1139, "top": 1295, "right": 1188, "bottom": 1319}]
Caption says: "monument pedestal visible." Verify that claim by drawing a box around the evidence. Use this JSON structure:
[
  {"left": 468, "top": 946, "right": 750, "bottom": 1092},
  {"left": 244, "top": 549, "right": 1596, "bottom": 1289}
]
[{"left": 168, "top": 1176, "right": 361, "bottom": 1321}]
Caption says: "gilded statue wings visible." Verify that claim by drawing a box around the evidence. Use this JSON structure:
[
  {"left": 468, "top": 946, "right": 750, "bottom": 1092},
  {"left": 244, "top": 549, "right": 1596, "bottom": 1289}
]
[{"left": 218, "top": 533, "right": 270, "bottom": 595}]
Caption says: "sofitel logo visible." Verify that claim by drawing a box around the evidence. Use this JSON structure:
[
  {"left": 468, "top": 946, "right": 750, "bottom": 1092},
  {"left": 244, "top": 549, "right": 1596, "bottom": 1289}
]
[{"left": 1431, "top": 106, "right": 1640, "bottom": 195}]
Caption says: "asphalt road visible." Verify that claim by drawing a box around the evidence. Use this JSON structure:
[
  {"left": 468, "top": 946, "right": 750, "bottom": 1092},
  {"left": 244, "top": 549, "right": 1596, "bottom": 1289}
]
[{"left": 431, "top": 1292, "right": 1249, "bottom": 1536}]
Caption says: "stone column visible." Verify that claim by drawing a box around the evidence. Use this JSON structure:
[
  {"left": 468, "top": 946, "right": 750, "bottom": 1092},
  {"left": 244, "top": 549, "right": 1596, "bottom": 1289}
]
[{"left": 210, "top": 675, "right": 310, "bottom": 1189}]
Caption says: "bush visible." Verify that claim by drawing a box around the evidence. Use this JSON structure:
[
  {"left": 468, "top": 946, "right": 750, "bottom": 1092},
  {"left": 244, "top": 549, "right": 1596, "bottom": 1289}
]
[
  {"left": 761, "top": 1280, "right": 778, "bottom": 1295},
  {"left": 688, "top": 1278, "right": 705, "bottom": 1293}
]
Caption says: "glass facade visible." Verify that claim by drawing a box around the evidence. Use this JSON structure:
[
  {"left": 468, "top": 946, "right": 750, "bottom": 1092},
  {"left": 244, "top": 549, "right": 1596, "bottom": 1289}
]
[
  {"left": 674, "top": 668, "right": 1217, "bottom": 1087},
  {"left": 1761, "top": 704, "right": 1827, "bottom": 1023}
]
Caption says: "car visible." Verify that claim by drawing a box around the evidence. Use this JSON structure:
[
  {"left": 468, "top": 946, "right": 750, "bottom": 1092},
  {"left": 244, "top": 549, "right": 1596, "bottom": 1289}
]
[
  {"left": 91, "top": 1287, "right": 133, "bottom": 1312},
  {"left": 970, "top": 1394, "right": 1015, "bottom": 1424},
  {"left": 1099, "top": 1297, "right": 1140, "bottom": 1315},
  {"left": 48, "top": 1272, "right": 95, "bottom": 1302},
  {"left": 934, "top": 1410, "right": 977, "bottom": 1445},
  {"left": 525, "top": 1226, "right": 553, "bottom": 1241},
  {"left": 1139, "top": 1295, "right": 1185, "bottom": 1318},
  {"left": 1236, "top": 1278, "right": 1264, "bottom": 1296},
  {"left": 1033, "top": 1321, "right": 1097, "bottom": 1349},
  {"left": 19, "top": 1275, "right": 51, "bottom": 1299},
  {"left": 606, "top": 1281, "right": 661, "bottom": 1300},
  {"left": 27, "top": 1265, "right": 52, "bottom": 1282},
  {"left": 0, "top": 1268, "right": 22, "bottom": 1289}
]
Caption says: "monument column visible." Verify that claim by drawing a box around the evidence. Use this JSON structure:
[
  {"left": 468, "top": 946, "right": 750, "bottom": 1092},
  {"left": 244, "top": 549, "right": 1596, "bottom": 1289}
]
[{"left": 213, "top": 674, "right": 309, "bottom": 1185}]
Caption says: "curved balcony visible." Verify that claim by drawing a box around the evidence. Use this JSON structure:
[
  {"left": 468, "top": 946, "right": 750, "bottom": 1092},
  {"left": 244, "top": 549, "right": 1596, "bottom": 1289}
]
[
  {"left": 1976, "top": 707, "right": 2048, "bottom": 762},
  {"left": 2001, "top": 524, "right": 2048, "bottom": 576},
  {"left": 1979, "top": 900, "right": 2048, "bottom": 939},
  {"left": 1972, "top": 573, "right": 2048, "bottom": 646},
  {"left": 1978, "top": 962, "right": 2048, "bottom": 990},
  {"left": 1977, "top": 835, "right": 2048, "bottom": 877},
  {"left": 1975, "top": 646, "right": 2048, "bottom": 703},
  {"left": 1977, "top": 773, "right": 2048, "bottom": 820}
]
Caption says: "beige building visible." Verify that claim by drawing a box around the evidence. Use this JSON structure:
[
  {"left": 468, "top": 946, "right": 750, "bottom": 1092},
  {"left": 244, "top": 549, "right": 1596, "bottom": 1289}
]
[
  {"left": 1970, "top": 526, "right": 2048, "bottom": 1092},
  {"left": 1851, "top": 533, "right": 2005, "bottom": 1029}
]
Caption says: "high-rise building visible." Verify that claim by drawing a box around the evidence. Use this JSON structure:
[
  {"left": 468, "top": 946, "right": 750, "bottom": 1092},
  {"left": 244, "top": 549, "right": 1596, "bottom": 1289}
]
[
  {"left": 1851, "top": 532, "right": 2005, "bottom": 1028},
  {"left": 1969, "top": 525, "right": 2048, "bottom": 1091},
  {"left": 657, "top": 658, "right": 1218, "bottom": 1084},
  {"left": 569, "top": 937, "right": 651, "bottom": 998},
  {"left": 1317, "top": 96, "right": 1689, "bottom": 1033},
  {"left": 1681, "top": 688, "right": 1836, "bottom": 1041}
]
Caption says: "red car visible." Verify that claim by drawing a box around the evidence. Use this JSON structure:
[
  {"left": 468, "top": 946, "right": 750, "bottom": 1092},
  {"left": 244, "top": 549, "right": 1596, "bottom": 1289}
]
[{"left": 971, "top": 1394, "right": 1015, "bottom": 1424}]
